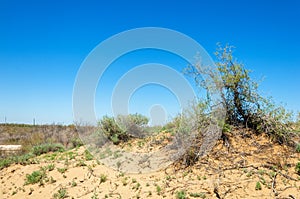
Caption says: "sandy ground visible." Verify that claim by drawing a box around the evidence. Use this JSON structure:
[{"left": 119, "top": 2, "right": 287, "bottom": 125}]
[{"left": 1, "top": 131, "right": 300, "bottom": 199}]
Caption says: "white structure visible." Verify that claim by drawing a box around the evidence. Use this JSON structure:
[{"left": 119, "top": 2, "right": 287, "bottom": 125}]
[{"left": 0, "top": 145, "right": 22, "bottom": 151}]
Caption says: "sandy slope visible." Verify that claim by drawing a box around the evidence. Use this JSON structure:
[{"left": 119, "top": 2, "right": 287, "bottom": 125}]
[{"left": 1, "top": 131, "right": 300, "bottom": 199}]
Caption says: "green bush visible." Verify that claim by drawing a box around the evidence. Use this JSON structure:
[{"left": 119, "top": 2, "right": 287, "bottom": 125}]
[
  {"left": 57, "top": 167, "right": 67, "bottom": 174},
  {"left": 176, "top": 190, "right": 187, "bottom": 199},
  {"left": 84, "top": 149, "right": 93, "bottom": 161},
  {"left": 31, "top": 143, "right": 65, "bottom": 156},
  {"left": 100, "top": 174, "right": 107, "bottom": 183},
  {"left": 25, "top": 170, "right": 46, "bottom": 185},
  {"left": 14, "top": 153, "right": 35, "bottom": 165},
  {"left": 70, "top": 137, "right": 84, "bottom": 148},
  {"left": 0, "top": 158, "right": 13, "bottom": 170},
  {"left": 117, "top": 114, "right": 150, "bottom": 138},
  {"left": 46, "top": 164, "right": 55, "bottom": 171},
  {"left": 53, "top": 187, "right": 68, "bottom": 199},
  {"left": 118, "top": 113, "right": 149, "bottom": 127},
  {"left": 98, "top": 114, "right": 149, "bottom": 145},
  {"left": 0, "top": 153, "right": 35, "bottom": 170},
  {"left": 255, "top": 181, "right": 262, "bottom": 190},
  {"left": 98, "top": 116, "right": 128, "bottom": 145},
  {"left": 156, "top": 185, "right": 162, "bottom": 195}
]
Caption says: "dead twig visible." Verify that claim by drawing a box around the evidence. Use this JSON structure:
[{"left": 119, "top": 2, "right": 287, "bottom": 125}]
[
  {"left": 222, "top": 185, "right": 243, "bottom": 198},
  {"left": 214, "top": 187, "right": 221, "bottom": 199},
  {"left": 277, "top": 171, "right": 297, "bottom": 181},
  {"left": 278, "top": 186, "right": 293, "bottom": 192},
  {"left": 271, "top": 172, "right": 278, "bottom": 196},
  {"left": 288, "top": 194, "right": 296, "bottom": 199}
]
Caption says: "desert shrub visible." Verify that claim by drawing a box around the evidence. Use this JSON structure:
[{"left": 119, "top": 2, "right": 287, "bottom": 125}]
[
  {"left": 0, "top": 153, "right": 35, "bottom": 170},
  {"left": 250, "top": 100, "right": 293, "bottom": 143},
  {"left": 116, "top": 113, "right": 149, "bottom": 138},
  {"left": 98, "top": 114, "right": 149, "bottom": 145},
  {"left": 172, "top": 99, "right": 224, "bottom": 166},
  {"left": 189, "top": 192, "right": 206, "bottom": 198},
  {"left": 156, "top": 185, "right": 162, "bottom": 195},
  {"left": 100, "top": 174, "right": 107, "bottom": 183},
  {"left": 98, "top": 116, "right": 129, "bottom": 145},
  {"left": 255, "top": 181, "right": 262, "bottom": 190},
  {"left": 53, "top": 187, "right": 68, "bottom": 199},
  {"left": 13, "top": 153, "right": 35, "bottom": 165},
  {"left": 118, "top": 113, "right": 149, "bottom": 126},
  {"left": 25, "top": 170, "right": 47, "bottom": 185},
  {"left": 57, "top": 167, "right": 67, "bottom": 174},
  {"left": 0, "top": 158, "right": 13, "bottom": 170},
  {"left": 84, "top": 149, "right": 93, "bottom": 161},
  {"left": 185, "top": 43, "right": 293, "bottom": 144},
  {"left": 31, "top": 143, "right": 65, "bottom": 156},
  {"left": 162, "top": 115, "right": 182, "bottom": 134},
  {"left": 76, "top": 160, "right": 87, "bottom": 167},
  {"left": 70, "top": 137, "right": 84, "bottom": 148},
  {"left": 176, "top": 190, "right": 187, "bottom": 199},
  {"left": 46, "top": 164, "right": 55, "bottom": 171}
]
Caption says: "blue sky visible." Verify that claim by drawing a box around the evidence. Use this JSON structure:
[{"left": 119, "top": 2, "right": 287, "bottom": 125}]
[{"left": 0, "top": 0, "right": 299, "bottom": 124}]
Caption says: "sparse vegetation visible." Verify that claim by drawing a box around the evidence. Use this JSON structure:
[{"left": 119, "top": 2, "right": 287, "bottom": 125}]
[
  {"left": 100, "top": 174, "right": 107, "bottom": 183},
  {"left": 84, "top": 149, "right": 94, "bottom": 161},
  {"left": 121, "top": 177, "right": 128, "bottom": 186},
  {"left": 71, "top": 179, "right": 77, "bottom": 187},
  {"left": 70, "top": 137, "right": 84, "bottom": 148},
  {"left": 0, "top": 124, "right": 80, "bottom": 156},
  {"left": 0, "top": 153, "right": 35, "bottom": 170},
  {"left": 25, "top": 170, "right": 47, "bottom": 185},
  {"left": 165, "top": 175, "right": 172, "bottom": 181},
  {"left": 176, "top": 190, "right": 187, "bottom": 199},
  {"left": 91, "top": 190, "right": 99, "bottom": 199},
  {"left": 255, "top": 182, "right": 262, "bottom": 190},
  {"left": 53, "top": 187, "right": 67, "bottom": 199},
  {"left": 76, "top": 160, "right": 87, "bottom": 167},
  {"left": 0, "top": 158, "right": 13, "bottom": 170},
  {"left": 31, "top": 143, "right": 65, "bottom": 156},
  {"left": 57, "top": 167, "right": 67, "bottom": 174},
  {"left": 189, "top": 192, "right": 206, "bottom": 198},
  {"left": 132, "top": 182, "right": 141, "bottom": 191},
  {"left": 132, "top": 178, "right": 137, "bottom": 183},
  {"left": 296, "top": 143, "right": 300, "bottom": 153},
  {"left": 257, "top": 169, "right": 265, "bottom": 175},
  {"left": 295, "top": 162, "right": 300, "bottom": 175},
  {"left": 46, "top": 164, "right": 55, "bottom": 171},
  {"left": 156, "top": 185, "right": 162, "bottom": 195}
]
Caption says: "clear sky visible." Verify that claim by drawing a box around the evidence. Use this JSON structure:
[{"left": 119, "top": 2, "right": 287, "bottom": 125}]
[{"left": 1, "top": 0, "right": 299, "bottom": 124}]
